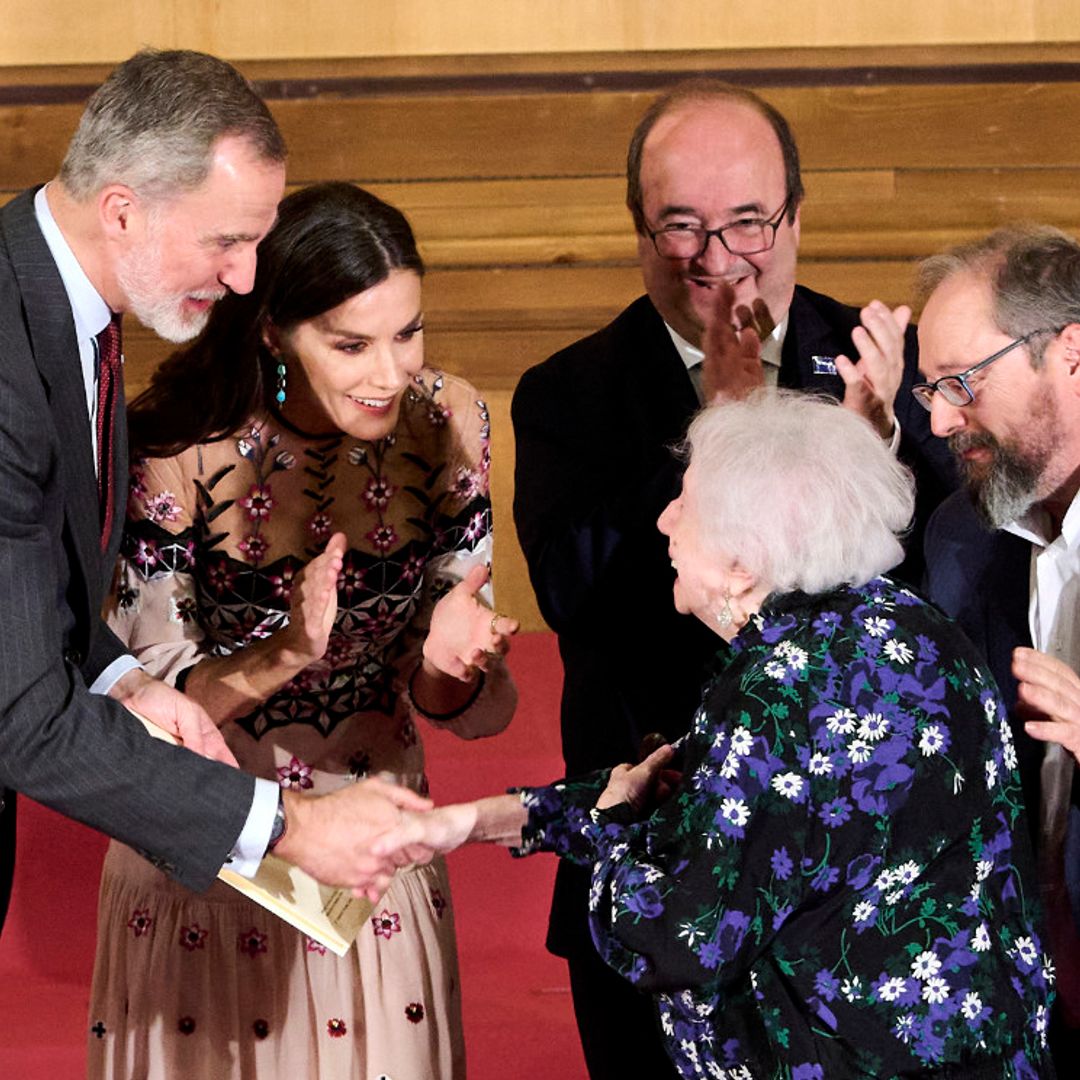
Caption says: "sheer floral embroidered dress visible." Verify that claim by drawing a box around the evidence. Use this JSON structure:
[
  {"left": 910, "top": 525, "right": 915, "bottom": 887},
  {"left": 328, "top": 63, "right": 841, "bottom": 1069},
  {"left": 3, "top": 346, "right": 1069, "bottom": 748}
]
[{"left": 87, "top": 370, "right": 513, "bottom": 1080}]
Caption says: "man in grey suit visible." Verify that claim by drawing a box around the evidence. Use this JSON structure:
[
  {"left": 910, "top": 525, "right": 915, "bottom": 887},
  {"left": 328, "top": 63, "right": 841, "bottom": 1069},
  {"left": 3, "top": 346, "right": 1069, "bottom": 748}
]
[{"left": 0, "top": 49, "right": 427, "bottom": 930}]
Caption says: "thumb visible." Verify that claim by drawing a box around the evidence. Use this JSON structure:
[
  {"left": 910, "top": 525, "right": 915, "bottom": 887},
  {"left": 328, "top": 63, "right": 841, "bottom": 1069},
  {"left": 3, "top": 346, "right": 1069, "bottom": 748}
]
[
  {"left": 326, "top": 531, "right": 348, "bottom": 559},
  {"left": 460, "top": 563, "right": 491, "bottom": 598},
  {"left": 833, "top": 353, "right": 860, "bottom": 388}
]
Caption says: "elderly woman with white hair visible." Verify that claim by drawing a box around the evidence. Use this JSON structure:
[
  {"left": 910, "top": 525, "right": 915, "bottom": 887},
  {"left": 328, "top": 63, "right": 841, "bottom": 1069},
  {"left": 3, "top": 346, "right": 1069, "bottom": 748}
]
[{"left": 382, "top": 391, "right": 1053, "bottom": 1078}]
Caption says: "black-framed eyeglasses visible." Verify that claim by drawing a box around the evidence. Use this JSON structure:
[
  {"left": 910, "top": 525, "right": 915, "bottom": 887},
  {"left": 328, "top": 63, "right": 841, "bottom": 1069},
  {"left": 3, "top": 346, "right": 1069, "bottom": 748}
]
[
  {"left": 646, "top": 194, "right": 793, "bottom": 260},
  {"left": 911, "top": 330, "right": 1053, "bottom": 411}
]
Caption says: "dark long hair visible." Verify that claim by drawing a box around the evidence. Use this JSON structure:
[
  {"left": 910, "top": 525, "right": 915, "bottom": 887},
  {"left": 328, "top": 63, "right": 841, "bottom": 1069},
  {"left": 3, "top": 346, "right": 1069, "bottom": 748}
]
[{"left": 128, "top": 182, "right": 425, "bottom": 456}]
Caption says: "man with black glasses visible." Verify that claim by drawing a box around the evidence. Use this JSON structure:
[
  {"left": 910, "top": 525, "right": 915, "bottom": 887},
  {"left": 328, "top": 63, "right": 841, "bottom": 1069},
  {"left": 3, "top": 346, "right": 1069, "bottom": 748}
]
[
  {"left": 920, "top": 224, "right": 1080, "bottom": 1070},
  {"left": 511, "top": 79, "right": 956, "bottom": 1078}
]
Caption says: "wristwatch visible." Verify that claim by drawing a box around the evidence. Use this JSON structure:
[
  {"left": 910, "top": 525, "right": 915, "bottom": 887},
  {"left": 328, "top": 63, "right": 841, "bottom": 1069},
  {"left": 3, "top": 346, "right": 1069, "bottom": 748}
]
[{"left": 267, "top": 789, "right": 287, "bottom": 853}]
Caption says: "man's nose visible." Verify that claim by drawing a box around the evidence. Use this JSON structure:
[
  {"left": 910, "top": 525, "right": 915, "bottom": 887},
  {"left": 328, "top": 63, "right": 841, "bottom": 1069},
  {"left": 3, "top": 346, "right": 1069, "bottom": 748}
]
[
  {"left": 219, "top": 245, "right": 258, "bottom": 295},
  {"left": 929, "top": 393, "right": 966, "bottom": 439},
  {"left": 693, "top": 232, "right": 744, "bottom": 276}
]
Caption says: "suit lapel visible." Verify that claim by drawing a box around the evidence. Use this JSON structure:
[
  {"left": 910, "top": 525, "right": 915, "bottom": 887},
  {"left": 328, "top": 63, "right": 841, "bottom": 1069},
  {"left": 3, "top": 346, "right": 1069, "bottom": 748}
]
[
  {"left": 0, "top": 189, "right": 105, "bottom": 603},
  {"left": 623, "top": 297, "right": 700, "bottom": 445},
  {"left": 779, "top": 286, "right": 849, "bottom": 398}
]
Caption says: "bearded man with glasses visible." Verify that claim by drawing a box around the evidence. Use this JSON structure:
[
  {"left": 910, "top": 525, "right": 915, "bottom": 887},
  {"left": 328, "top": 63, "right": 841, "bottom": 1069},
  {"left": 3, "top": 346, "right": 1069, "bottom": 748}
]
[
  {"left": 921, "top": 224, "right": 1080, "bottom": 1071},
  {"left": 511, "top": 78, "right": 957, "bottom": 1079}
]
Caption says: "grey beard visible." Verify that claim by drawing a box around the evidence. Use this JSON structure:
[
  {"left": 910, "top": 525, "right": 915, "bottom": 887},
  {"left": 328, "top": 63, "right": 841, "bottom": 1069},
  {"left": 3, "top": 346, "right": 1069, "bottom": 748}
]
[{"left": 951, "top": 432, "right": 1043, "bottom": 529}]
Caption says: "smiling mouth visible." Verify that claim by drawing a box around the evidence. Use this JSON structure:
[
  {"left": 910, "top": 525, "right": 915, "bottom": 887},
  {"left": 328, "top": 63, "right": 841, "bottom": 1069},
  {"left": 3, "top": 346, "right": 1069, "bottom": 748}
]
[{"left": 348, "top": 395, "right": 393, "bottom": 408}]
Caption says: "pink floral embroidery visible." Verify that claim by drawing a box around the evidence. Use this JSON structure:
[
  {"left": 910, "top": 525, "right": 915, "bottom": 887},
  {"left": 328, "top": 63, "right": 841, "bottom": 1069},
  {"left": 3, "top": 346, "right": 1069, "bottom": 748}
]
[
  {"left": 277, "top": 756, "right": 314, "bottom": 791},
  {"left": 171, "top": 596, "right": 197, "bottom": 623},
  {"left": 237, "top": 928, "right": 268, "bottom": 958},
  {"left": 309, "top": 512, "right": 333, "bottom": 541},
  {"left": 450, "top": 466, "right": 480, "bottom": 502},
  {"left": 268, "top": 564, "right": 296, "bottom": 601},
  {"left": 133, "top": 538, "right": 159, "bottom": 570},
  {"left": 238, "top": 534, "right": 270, "bottom": 565},
  {"left": 179, "top": 923, "right": 209, "bottom": 951},
  {"left": 143, "top": 490, "right": 181, "bottom": 523},
  {"left": 401, "top": 554, "right": 425, "bottom": 583},
  {"left": 127, "top": 908, "right": 153, "bottom": 937},
  {"left": 205, "top": 560, "right": 236, "bottom": 595},
  {"left": 305, "top": 937, "right": 327, "bottom": 956},
  {"left": 240, "top": 484, "right": 274, "bottom": 520},
  {"left": 338, "top": 560, "right": 365, "bottom": 597},
  {"left": 366, "top": 524, "right": 398, "bottom": 553},
  {"left": 405, "top": 1002, "right": 425, "bottom": 1023},
  {"left": 327, "top": 1018, "right": 347, "bottom": 1038},
  {"left": 372, "top": 910, "right": 401, "bottom": 939},
  {"left": 463, "top": 511, "right": 486, "bottom": 542},
  {"left": 362, "top": 476, "right": 397, "bottom": 511},
  {"left": 427, "top": 404, "right": 451, "bottom": 427}
]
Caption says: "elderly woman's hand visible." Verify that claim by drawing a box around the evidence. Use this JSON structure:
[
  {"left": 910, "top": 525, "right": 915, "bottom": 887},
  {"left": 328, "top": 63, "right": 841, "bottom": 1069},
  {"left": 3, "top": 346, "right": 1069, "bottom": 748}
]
[
  {"left": 1014, "top": 646, "right": 1080, "bottom": 762},
  {"left": 596, "top": 744, "right": 678, "bottom": 814}
]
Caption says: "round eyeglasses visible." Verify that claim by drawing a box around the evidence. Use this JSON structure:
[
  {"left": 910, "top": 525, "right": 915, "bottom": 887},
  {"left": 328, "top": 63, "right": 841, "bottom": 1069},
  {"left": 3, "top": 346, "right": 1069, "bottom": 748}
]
[
  {"left": 646, "top": 194, "right": 793, "bottom": 260},
  {"left": 911, "top": 330, "right": 1053, "bottom": 411}
]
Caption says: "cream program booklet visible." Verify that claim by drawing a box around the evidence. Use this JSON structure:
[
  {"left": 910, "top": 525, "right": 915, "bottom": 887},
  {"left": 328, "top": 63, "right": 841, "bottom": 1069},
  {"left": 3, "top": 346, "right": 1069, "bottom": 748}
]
[{"left": 134, "top": 713, "right": 375, "bottom": 957}]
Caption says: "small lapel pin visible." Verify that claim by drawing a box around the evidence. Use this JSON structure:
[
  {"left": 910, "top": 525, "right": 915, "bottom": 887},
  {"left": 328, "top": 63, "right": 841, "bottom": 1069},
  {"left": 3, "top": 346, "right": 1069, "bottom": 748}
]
[{"left": 812, "top": 355, "right": 838, "bottom": 376}]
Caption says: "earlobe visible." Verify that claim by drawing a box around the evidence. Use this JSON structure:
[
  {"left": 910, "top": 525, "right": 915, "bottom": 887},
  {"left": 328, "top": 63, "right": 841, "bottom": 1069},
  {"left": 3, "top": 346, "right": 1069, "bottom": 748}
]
[
  {"left": 99, "top": 184, "right": 136, "bottom": 237},
  {"left": 261, "top": 322, "right": 281, "bottom": 358}
]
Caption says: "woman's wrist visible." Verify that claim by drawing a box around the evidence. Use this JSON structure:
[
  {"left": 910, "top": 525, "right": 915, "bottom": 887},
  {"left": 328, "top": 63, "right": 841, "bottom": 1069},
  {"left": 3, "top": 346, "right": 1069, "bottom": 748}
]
[{"left": 409, "top": 660, "right": 485, "bottom": 720}]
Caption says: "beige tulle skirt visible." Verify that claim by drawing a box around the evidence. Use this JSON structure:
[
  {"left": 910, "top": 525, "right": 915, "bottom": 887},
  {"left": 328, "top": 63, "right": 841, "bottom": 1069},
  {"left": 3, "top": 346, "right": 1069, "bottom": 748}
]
[{"left": 87, "top": 841, "right": 464, "bottom": 1079}]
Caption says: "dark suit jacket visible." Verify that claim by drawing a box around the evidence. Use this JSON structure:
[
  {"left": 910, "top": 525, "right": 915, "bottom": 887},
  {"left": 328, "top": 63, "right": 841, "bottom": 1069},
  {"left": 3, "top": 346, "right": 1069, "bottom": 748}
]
[
  {"left": 512, "top": 286, "right": 957, "bottom": 955},
  {"left": 0, "top": 188, "right": 255, "bottom": 919},
  {"left": 924, "top": 489, "right": 1051, "bottom": 843}
]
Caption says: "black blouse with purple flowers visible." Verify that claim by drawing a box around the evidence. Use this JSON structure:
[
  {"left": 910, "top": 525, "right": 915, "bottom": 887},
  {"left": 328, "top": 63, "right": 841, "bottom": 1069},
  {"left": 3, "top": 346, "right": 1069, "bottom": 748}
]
[{"left": 516, "top": 577, "right": 1052, "bottom": 1079}]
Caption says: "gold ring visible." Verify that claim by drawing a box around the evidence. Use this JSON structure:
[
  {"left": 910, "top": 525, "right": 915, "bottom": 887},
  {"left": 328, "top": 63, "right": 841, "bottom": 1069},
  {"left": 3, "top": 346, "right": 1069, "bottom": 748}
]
[{"left": 490, "top": 612, "right": 504, "bottom": 636}]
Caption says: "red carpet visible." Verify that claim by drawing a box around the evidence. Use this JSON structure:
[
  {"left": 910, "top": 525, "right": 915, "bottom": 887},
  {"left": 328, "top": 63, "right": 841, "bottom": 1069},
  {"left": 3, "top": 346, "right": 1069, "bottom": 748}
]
[{"left": 0, "top": 632, "right": 587, "bottom": 1079}]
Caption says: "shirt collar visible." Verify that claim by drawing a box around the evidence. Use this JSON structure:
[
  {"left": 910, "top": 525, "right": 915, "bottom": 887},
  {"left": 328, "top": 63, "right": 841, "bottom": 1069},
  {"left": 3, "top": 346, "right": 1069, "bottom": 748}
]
[
  {"left": 665, "top": 315, "right": 789, "bottom": 373},
  {"left": 1003, "top": 487, "right": 1080, "bottom": 550},
  {"left": 34, "top": 184, "right": 112, "bottom": 343}
]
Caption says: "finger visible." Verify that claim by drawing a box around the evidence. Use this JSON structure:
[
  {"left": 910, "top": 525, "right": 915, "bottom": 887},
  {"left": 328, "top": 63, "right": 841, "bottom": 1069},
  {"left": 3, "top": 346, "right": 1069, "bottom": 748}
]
[
  {"left": 833, "top": 354, "right": 861, "bottom": 388},
  {"left": 326, "top": 531, "right": 348, "bottom": 559},
  {"left": 378, "top": 784, "right": 435, "bottom": 812},
  {"left": 460, "top": 563, "right": 491, "bottom": 599},
  {"left": 1024, "top": 719, "right": 1080, "bottom": 757},
  {"left": 750, "top": 297, "right": 776, "bottom": 339},
  {"left": 371, "top": 817, "right": 433, "bottom": 857},
  {"left": 733, "top": 303, "right": 755, "bottom": 332}
]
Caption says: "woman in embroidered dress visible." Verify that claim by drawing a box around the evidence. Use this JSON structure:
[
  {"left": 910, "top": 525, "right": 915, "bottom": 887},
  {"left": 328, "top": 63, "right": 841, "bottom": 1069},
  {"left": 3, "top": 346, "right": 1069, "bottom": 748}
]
[
  {"left": 379, "top": 392, "right": 1054, "bottom": 1079},
  {"left": 86, "top": 182, "right": 517, "bottom": 1080}
]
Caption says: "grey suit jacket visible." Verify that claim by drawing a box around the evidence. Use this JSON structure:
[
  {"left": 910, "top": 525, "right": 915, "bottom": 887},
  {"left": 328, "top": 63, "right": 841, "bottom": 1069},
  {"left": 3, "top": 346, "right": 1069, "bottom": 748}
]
[{"left": 0, "top": 188, "right": 255, "bottom": 911}]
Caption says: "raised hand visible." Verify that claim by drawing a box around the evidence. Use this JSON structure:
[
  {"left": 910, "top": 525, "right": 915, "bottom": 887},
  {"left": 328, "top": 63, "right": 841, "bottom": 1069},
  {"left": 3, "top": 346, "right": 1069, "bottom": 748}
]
[
  {"left": 278, "top": 531, "right": 347, "bottom": 667},
  {"left": 423, "top": 564, "right": 519, "bottom": 681},
  {"left": 1014, "top": 647, "right": 1080, "bottom": 762},
  {"left": 701, "top": 283, "right": 773, "bottom": 404},
  {"left": 835, "top": 300, "right": 910, "bottom": 439}
]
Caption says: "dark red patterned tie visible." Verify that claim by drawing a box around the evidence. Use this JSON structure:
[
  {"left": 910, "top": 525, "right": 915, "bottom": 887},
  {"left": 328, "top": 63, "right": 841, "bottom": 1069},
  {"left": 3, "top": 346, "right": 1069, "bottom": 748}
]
[{"left": 95, "top": 314, "right": 123, "bottom": 552}]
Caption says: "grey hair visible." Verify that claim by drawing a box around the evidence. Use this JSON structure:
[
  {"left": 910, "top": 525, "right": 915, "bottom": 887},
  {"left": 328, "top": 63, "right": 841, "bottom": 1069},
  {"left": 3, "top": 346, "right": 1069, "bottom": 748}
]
[
  {"left": 916, "top": 223, "right": 1080, "bottom": 368},
  {"left": 59, "top": 49, "right": 286, "bottom": 203},
  {"left": 683, "top": 391, "right": 914, "bottom": 595}
]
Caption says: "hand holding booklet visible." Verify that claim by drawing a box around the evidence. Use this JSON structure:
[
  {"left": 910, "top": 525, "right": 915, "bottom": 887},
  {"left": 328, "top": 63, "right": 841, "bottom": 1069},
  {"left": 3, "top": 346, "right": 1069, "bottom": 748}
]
[{"left": 135, "top": 711, "right": 375, "bottom": 957}]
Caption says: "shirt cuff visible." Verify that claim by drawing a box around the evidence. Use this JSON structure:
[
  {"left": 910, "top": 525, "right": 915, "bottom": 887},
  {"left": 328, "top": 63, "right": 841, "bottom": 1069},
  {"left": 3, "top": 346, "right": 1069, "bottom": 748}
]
[
  {"left": 226, "top": 778, "right": 280, "bottom": 878},
  {"left": 89, "top": 653, "right": 142, "bottom": 695},
  {"left": 887, "top": 416, "right": 902, "bottom": 453}
]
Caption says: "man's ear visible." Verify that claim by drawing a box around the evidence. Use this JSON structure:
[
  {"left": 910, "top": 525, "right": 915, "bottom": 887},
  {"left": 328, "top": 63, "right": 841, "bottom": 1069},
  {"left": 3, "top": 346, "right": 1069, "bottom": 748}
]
[
  {"left": 98, "top": 184, "right": 139, "bottom": 239},
  {"left": 1056, "top": 324, "right": 1080, "bottom": 393}
]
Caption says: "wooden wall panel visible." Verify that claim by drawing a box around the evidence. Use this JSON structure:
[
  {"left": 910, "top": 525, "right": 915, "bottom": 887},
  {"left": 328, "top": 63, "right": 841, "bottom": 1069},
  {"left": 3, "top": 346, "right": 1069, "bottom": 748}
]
[{"left": 4, "top": 0, "right": 1080, "bottom": 66}]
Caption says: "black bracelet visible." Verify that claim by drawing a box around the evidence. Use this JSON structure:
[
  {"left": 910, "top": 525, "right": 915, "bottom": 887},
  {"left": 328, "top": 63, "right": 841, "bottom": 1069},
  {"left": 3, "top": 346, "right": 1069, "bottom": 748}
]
[{"left": 408, "top": 663, "right": 486, "bottom": 721}]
